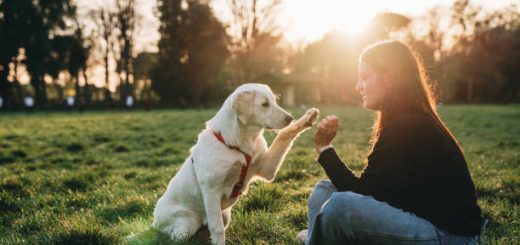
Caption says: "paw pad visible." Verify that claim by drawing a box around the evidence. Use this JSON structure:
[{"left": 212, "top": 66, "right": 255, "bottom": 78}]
[{"left": 304, "top": 108, "right": 319, "bottom": 127}]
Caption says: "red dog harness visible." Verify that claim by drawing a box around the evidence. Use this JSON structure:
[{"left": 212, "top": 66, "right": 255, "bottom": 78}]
[{"left": 213, "top": 131, "right": 252, "bottom": 198}]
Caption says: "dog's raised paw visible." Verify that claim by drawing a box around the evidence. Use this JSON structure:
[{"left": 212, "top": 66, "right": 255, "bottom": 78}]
[{"left": 303, "top": 108, "right": 319, "bottom": 127}]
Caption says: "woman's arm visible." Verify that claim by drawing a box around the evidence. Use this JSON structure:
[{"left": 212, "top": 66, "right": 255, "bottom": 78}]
[
  {"left": 313, "top": 113, "right": 436, "bottom": 194},
  {"left": 317, "top": 147, "right": 360, "bottom": 191},
  {"left": 314, "top": 115, "right": 361, "bottom": 191}
]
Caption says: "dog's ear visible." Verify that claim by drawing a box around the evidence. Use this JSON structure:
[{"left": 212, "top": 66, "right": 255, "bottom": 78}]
[{"left": 232, "top": 91, "right": 255, "bottom": 124}]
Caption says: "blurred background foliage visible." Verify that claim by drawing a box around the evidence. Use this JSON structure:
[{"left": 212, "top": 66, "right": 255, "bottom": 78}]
[{"left": 0, "top": 0, "right": 519, "bottom": 110}]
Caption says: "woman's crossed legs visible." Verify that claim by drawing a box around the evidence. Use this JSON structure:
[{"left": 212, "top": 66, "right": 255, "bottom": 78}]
[{"left": 306, "top": 179, "right": 479, "bottom": 245}]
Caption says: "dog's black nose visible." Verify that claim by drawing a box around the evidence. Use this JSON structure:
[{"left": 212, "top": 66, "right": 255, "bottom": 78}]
[{"left": 285, "top": 115, "right": 294, "bottom": 123}]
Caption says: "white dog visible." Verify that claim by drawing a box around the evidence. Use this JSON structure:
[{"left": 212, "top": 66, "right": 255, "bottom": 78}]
[{"left": 153, "top": 83, "right": 319, "bottom": 244}]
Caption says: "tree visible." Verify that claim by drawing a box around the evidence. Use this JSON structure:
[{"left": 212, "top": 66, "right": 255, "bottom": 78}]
[
  {"left": 449, "top": 0, "right": 482, "bottom": 102},
  {"left": 47, "top": 37, "right": 69, "bottom": 103},
  {"left": 442, "top": 1, "right": 520, "bottom": 102},
  {"left": 47, "top": 35, "right": 87, "bottom": 104},
  {"left": 92, "top": 6, "right": 118, "bottom": 105},
  {"left": 26, "top": 0, "right": 75, "bottom": 105},
  {"left": 152, "top": 0, "right": 228, "bottom": 106},
  {"left": 289, "top": 32, "right": 361, "bottom": 104},
  {"left": 115, "top": 0, "right": 137, "bottom": 104},
  {"left": 0, "top": 0, "right": 26, "bottom": 108},
  {"left": 0, "top": 0, "right": 75, "bottom": 107},
  {"left": 152, "top": 0, "right": 189, "bottom": 105},
  {"left": 405, "top": 6, "right": 451, "bottom": 101},
  {"left": 226, "top": 0, "right": 284, "bottom": 82},
  {"left": 367, "top": 12, "right": 411, "bottom": 41},
  {"left": 66, "top": 1, "right": 91, "bottom": 108}
]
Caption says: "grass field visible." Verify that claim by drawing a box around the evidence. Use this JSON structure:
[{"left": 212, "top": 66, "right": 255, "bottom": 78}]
[{"left": 0, "top": 105, "right": 519, "bottom": 244}]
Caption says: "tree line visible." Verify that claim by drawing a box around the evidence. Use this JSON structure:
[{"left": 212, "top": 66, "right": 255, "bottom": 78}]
[
  {"left": 0, "top": 0, "right": 138, "bottom": 109},
  {"left": 0, "top": 0, "right": 518, "bottom": 110}
]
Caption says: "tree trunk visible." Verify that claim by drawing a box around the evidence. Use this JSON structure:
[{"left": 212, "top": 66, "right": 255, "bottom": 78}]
[
  {"left": 0, "top": 61, "right": 13, "bottom": 109},
  {"left": 125, "top": 55, "right": 132, "bottom": 98},
  {"left": 31, "top": 75, "right": 47, "bottom": 106},
  {"left": 104, "top": 50, "right": 112, "bottom": 106},
  {"left": 55, "top": 82, "right": 64, "bottom": 104},
  {"left": 467, "top": 78, "right": 474, "bottom": 103},
  {"left": 81, "top": 69, "right": 90, "bottom": 105}
]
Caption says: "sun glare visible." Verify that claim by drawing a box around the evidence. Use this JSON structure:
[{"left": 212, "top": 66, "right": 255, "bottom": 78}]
[
  {"left": 211, "top": 0, "right": 485, "bottom": 45},
  {"left": 279, "top": 0, "right": 379, "bottom": 43}
]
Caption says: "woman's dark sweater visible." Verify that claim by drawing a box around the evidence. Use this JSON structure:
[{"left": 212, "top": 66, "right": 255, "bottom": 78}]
[{"left": 317, "top": 112, "right": 483, "bottom": 236}]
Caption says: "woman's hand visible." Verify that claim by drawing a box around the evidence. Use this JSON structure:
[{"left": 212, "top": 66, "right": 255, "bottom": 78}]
[{"left": 314, "top": 115, "right": 340, "bottom": 153}]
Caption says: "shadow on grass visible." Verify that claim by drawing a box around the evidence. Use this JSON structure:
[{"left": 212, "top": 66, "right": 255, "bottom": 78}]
[
  {"left": 98, "top": 200, "right": 151, "bottom": 223},
  {"left": 276, "top": 169, "right": 311, "bottom": 182},
  {"left": 0, "top": 148, "right": 27, "bottom": 164},
  {"left": 226, "top": 209, "right": 297, "bottom": 244},
  {"left": 0, "top": 193, "right": 21, "bottom": 214},
  {"left": 66, "top": 142, "right": 84, "bottom": 153},
  {"left": 124, "top": 219, "right": 209, "bottom": 245},
  {"left": 51, "top": 229, "right": 118, "bottom": 245},
  {"left": 62, "top": 173, "right": 98, "bottom": 192},
  {"left": 240, "top": 184, "right": 286, "bottom": 213},
  {"left": 48, "top": 223, "right": 119, "bottom": 245}
]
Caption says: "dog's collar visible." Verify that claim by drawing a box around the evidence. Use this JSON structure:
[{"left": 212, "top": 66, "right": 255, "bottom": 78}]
[{"left": 213, "top": 131, "right": 252, "bottom": 198}]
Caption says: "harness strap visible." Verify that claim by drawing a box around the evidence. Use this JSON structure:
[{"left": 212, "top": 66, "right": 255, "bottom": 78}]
[{"left": 213, "top": 131, "right": 252, "bottom": 198}]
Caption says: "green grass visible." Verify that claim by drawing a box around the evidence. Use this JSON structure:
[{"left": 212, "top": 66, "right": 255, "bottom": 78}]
[{"left": 0, "top": 105, "right": 519, "bottom": 244}]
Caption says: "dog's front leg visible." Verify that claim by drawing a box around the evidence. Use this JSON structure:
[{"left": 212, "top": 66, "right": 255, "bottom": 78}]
[
  {"left": 255, "top": 131, "right": 298, "bottom": 181},
  {"left": 202, "top": 190, "right": 226, "bottom": 245},
  {"left": 257, "top": 108, "right": 319, "bottom": 181},
  {"left": 222, "top": 208, "right": 231, "bottom": 228}
]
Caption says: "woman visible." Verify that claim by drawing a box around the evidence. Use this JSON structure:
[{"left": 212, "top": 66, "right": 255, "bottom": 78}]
[{"left": 298, "top": 40, "right": 484, "bottom": 244}]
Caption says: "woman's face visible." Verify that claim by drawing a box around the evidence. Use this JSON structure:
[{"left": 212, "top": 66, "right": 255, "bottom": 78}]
[{"left": 356, "top": 62, "right": 387, "bottom": 111}]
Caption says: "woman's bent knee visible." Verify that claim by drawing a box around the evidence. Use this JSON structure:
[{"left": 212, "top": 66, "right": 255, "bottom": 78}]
[
  {"left": 329, "top": 191, "right": 365, "bottom": 207},
  {"left": 315, "top": 179, "right": 335, "bottom": 190},
  {"left": 308, "top": 179, "right": 337, "bottom": 205},
  {"left": 319, "top": 192, "right": 368, "bottom": 228},
  {"left": 320, "top": 194, "right": 350, "bottom": 226}
]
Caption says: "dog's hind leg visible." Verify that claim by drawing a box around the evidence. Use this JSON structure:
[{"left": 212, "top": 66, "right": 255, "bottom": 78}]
[{"left": 160, "top": 209, "right": 202, "bottom": 241}]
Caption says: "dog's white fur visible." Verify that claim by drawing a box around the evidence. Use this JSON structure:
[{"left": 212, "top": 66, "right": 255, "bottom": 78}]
[{"left": 153, "top": 83, "right": 319, "bottom": 244}]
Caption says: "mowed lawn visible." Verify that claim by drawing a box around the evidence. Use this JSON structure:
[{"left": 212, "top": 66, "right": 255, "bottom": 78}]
[{"left": 0, "top": 105, "right": 519, "bottom": 244}]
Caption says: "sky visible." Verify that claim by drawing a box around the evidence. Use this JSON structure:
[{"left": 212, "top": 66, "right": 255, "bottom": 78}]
[
  {"left": 209, "top": 0, "right": 517, "bottom": 46},
  {"left": 277, "top": 0, "right": 459, "bottom": 43}
]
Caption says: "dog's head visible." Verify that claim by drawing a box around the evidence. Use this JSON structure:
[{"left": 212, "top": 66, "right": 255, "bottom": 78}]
[{"left": 231, "top": 83, "right": 293, "bottom": 129}]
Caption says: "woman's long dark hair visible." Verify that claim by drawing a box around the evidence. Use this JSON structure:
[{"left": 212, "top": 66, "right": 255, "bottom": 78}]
[{"left": 360, "top": 40, "right": 463, "bottom": 152}]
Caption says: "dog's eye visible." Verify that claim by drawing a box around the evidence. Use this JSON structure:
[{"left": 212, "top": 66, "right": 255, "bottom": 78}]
[{"left": 262, "top": 102, "right": 270, "bottom": 107}]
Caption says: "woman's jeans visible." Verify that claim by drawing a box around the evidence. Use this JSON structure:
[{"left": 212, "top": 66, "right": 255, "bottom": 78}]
[{"left": 307, "top": 179, "right": 480, "bottom": 245}]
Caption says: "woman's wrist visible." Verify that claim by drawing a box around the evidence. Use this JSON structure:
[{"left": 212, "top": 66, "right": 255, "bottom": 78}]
[{"left": 316, "top": 144, "right": 333, "bottom": 154}]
